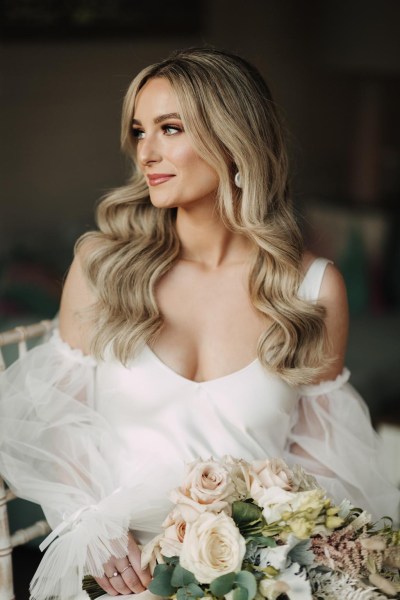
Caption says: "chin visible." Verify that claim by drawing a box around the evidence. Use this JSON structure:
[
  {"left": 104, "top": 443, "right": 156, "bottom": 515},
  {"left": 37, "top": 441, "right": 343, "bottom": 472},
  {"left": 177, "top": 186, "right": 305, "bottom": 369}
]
[{"left": 149, "top": 196, "right": 179, "bottom": 209}]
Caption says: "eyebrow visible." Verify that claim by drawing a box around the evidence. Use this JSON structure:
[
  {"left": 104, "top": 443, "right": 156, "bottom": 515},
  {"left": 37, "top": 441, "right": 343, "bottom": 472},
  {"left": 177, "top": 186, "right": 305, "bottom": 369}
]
[{"left": 132, "top": 112, "right": 182, "bottom": 126}]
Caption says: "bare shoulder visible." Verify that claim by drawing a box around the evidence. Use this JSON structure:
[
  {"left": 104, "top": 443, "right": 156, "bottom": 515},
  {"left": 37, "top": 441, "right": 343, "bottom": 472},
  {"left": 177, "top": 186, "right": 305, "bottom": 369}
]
[
  {"left": 58, "top": 243, "right": 97, "bottom": 354},
  {"left": 301, "top": 249, "right": 317, "bottom": 273},
  {"left": 319, "top": 262, "right": 348, "bottom": 315},
  {"left": 318, "top": 262, "right": 349, "bottom": 380}
]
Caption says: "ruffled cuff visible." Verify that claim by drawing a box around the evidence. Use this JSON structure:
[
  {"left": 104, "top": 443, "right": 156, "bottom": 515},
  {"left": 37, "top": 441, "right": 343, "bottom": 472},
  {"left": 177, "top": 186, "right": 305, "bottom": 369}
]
[
  {"left": 31, "top": 487, "right": 135, "bottom": 600},
  {"left": 49, "top": 328, "right": 98, "bottom": 367}
]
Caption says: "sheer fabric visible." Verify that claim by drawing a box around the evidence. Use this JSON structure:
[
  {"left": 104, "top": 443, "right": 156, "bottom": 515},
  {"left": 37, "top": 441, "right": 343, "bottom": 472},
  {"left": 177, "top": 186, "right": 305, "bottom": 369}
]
[
  {"left": 0, "top": 258, "right": 399, "bottom": 600},
  {"left": 286, "top": 369, "right": 400, "bottom": 519},
  {"left": 0, "top": 333, "right": 165, "bottom": 599}
]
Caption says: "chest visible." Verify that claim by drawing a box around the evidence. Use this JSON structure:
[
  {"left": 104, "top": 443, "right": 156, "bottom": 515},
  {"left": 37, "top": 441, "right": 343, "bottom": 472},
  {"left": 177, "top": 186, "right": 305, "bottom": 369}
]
[{"left": 152, "top": 261, "right": 268, "bottom": 382}]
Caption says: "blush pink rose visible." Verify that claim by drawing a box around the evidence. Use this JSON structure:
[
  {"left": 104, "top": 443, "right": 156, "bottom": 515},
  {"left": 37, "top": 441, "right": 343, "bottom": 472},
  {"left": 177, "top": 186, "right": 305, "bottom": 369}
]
[
  {"left": 181, "top": 458, "right": 237, "bottom": 504},
  {"left": 159, "top": 508, "right": 187, "bottom": 558}
]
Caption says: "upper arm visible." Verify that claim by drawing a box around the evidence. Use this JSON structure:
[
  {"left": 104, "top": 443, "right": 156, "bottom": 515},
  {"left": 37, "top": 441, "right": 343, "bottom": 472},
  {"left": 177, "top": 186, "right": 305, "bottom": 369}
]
[
  {"left": 59, "top": 249, "right": 97, "bottom": 354},
  {"left": 317, "top": 263, "right": 349, "bottom": 381}
]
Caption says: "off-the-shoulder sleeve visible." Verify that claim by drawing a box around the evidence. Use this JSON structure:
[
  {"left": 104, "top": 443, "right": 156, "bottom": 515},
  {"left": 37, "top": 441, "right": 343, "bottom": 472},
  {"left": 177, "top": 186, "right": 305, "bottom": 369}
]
[
  {"left": 285, "top": 368, "right": 400, "bottom": 524},
  {"left": 0, "top": 330, "right": 138, "bottom": 600}
]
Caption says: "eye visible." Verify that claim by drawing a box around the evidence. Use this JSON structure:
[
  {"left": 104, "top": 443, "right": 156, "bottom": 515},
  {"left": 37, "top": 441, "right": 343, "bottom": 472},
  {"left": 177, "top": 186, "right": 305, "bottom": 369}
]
[
  {"left": 162, "top": 124, "right": 183, "bottom": 135},
  {"left": 132, "top": 127, "right": 145, "bottom": 140}
]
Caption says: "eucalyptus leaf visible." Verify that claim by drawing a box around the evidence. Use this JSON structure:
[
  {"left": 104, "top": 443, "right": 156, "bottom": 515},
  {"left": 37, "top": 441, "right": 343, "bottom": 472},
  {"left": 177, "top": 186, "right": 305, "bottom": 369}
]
[
  {"left": 210, "top": 571, "right": 236, "bottom": 596},
  {"left": 235, "top": 571, "right": 257, "bottom": 600},
  {"left": 177, "top": 584, "right": 205, "bottom": 600},
  {"left": 187, "top": 583, "right": 205, "bottom": 597},
  {"left": 171, "top": 564, "right": 198, "bottom": 587},
  {"left": 154, "top": 563, "right": 174, "bottom": 577},
  {"left": 233, "top": 586, "right": 248, "bottom": 600},
  {"left": 148, "top": 569, "right": 176, "bottom": 596}
]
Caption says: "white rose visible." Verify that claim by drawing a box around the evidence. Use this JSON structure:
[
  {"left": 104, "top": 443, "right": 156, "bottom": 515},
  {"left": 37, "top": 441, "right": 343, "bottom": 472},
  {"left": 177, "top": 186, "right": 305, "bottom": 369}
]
[
  {"left": 180, "top": 512, "right": 246, "bottom": 584},
  {"left": 258, "top": 487, "right": 296, "bottom": 523},
  {"left": 250, "top": 459, "right": 294, "bottom": 505},
  {"left": 182, "top": 458, "right": 237, "bottom": 504}
]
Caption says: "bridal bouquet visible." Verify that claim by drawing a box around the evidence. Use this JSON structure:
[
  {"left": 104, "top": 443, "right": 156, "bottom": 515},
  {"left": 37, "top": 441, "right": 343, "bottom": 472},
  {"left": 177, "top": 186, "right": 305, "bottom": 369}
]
[
  {"left": 141, "top": 457, "right": 400, "bottom": 600},
  {"left": 83, "top": 456, "right": 400, "bottom": 599}
]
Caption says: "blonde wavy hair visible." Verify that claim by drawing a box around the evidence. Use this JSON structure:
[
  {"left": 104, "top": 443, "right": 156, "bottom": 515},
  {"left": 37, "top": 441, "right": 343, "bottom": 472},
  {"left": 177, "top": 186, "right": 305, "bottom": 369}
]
[{"left": 77, "top": 47, "right": 329, "bottom": 385}]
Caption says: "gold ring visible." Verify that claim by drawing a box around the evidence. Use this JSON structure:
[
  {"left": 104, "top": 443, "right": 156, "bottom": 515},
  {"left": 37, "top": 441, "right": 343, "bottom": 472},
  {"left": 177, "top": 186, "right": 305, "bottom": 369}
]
[{"left": 120, "top": 564, "right": 132, "bottom": 574}]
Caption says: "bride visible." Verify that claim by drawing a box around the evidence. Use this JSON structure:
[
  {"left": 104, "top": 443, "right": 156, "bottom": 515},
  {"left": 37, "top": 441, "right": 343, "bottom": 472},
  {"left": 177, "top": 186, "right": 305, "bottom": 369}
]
[{"left": 0, "top": 47, "right": 399, "bottom": 599}]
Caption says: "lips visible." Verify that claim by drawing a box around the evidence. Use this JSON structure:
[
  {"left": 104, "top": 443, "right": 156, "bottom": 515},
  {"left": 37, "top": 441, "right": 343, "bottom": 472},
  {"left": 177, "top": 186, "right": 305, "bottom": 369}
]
[{"left": 147, "top": 174, "right": 175, "bottom": 186}]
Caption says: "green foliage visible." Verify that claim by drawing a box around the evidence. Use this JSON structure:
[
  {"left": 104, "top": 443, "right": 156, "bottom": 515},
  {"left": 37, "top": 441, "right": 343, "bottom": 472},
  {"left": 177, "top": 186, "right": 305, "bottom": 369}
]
[
  {"left": 163, "top": 554, "right": 180, "bottom": 566},
  {"left": 235, "top": 571, "right": 257, "bottom": 600},
  {"left": 210, "top": 571, "right": 236, "bottom": 596},
  {"left": 232, "top": 501, "right": 263, "bottom": 526},
  {"left": 245, "top": 534, "right": 276, "bottom": 548},
  {"left": 209, "top": 570, "right": 257, "bottom": 600},
  {"left": 148, "top": 565, "right": 176, "bottom": 596},
  {"left": 171, "top": 564, "right": 199, "bottom": 587},
  {"left": 154, "top": 563, "right": 174, "bottom": 577},
  {"left": 176, "top": 583, "right": 204, "bottom": 600},
  {"left": 150, "top": 558, "right": 204, "bottom": 599},
  {"left": 232, "top": 587, "right": 248, "bottom": 600}
]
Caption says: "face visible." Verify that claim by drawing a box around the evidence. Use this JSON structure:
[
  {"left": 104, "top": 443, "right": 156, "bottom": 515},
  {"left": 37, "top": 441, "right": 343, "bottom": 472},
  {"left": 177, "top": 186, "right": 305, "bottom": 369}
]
[{"left": 132, "top": 77, "right": 219, "bottom": 209}]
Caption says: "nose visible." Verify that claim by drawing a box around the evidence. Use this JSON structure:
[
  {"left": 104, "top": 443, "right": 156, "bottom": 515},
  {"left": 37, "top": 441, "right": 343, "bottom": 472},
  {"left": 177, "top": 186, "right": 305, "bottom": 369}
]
[{"left": 137, "top": 132, "right": 162, "bottom": 167}]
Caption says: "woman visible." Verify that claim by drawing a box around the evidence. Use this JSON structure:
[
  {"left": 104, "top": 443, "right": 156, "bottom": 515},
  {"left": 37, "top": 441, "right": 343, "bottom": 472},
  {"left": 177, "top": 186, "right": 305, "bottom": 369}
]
[{"left": 0, "top": 48, "right": 398, "bottom": 599}]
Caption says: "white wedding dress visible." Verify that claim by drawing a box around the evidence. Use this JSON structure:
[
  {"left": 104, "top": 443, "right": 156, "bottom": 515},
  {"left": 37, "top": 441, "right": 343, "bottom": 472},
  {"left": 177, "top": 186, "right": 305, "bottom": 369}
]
[{"left": 0, "top": 258, "right": 399, "bottom": 600}]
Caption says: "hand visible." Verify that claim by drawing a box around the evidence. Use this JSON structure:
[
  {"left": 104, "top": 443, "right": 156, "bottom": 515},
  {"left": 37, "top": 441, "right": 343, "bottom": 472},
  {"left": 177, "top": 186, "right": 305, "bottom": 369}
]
[{"left": 95, "top": 531, "right": 152, "bottom": 596}]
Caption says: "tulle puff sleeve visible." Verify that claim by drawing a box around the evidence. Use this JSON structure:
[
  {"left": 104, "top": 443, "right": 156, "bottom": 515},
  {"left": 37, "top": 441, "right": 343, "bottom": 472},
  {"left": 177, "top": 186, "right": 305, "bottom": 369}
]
[
  {"left": 0, "top": 330, "right": 140, "bottom": 600},
  {"left": 286, "top": 368, "right": 400, "bottom": 524}
]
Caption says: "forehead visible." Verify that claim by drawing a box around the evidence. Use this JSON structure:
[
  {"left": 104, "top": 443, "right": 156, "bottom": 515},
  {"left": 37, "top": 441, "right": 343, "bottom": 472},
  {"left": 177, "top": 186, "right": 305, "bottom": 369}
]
[{"left": 134, "top": 77, "right": 179, "bottom": 117}]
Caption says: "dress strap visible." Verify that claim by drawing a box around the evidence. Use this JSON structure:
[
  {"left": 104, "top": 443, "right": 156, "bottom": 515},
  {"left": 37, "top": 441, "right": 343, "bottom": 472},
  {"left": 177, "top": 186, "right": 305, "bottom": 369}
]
[{"left": 298, "top": 257, "right": 333, "bottom": 303}]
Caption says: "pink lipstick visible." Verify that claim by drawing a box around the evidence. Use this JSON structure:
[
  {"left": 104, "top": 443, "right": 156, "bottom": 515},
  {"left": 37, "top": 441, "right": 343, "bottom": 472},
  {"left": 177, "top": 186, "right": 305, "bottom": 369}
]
[{"left": 147, "top": 174, "right": 175, "bottom": 186}]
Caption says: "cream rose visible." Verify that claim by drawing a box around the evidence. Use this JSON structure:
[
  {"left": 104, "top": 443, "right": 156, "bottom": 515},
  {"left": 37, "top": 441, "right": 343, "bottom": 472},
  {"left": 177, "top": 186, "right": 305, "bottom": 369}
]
[
  {"left": 182, "top": 458, "right": 237, "bottom": 504},
  {"left": 250, "top": 459, "right": 294, "bottom": 505},
  {"left": 159, "top": 508, "right": 187, "bottom": 558},
  {"left": 179, "top": 512, "right": 246, "bottom": 584},
  {"left": 170, "top": 488, "right": 230, "bottom": 522}
]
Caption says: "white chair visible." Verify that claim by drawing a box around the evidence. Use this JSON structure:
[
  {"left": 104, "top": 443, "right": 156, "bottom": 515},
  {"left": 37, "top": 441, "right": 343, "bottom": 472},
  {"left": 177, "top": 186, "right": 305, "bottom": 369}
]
[{"left": 0, "top": 321, "right": 53, "bottom": 600}]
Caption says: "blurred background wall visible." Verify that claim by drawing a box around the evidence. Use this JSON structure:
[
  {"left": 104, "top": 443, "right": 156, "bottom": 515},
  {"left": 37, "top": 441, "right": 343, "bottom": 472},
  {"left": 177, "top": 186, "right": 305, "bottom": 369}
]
[
  {"left": 1, "top": 2, "right": 400, "bottom": 595},
  {"left": 1, "top": 0, "right": 399, "bottom": 419}
]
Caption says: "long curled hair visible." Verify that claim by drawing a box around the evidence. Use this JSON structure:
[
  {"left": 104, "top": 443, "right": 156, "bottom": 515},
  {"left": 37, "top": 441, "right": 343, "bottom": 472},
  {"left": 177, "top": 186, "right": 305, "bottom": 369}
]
[{"left": 77, "top": 47, "right": 329, "bottom": 385}]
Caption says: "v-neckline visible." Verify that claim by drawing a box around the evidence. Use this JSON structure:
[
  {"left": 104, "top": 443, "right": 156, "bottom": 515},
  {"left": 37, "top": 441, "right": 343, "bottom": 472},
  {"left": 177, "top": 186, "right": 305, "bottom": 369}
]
[{"left": 144, "top": 344, "right": 259, "bottom": 385}]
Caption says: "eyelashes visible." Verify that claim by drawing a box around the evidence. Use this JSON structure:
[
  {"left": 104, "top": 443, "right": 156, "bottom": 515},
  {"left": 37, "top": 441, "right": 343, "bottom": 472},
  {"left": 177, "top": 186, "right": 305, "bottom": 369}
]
[
  {"left": 162, "top": 124, "right": 183, "bottom": 135},
  {"left": 131, "top": 128, "right": 145, "bottom": 140},
  {"left": 131, "top": 124, "right": 183, "bottom": 139}
]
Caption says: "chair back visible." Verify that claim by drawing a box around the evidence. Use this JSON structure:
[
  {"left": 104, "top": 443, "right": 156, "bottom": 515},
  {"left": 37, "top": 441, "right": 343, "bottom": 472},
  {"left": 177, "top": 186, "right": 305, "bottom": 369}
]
[{"left": 0, "top": 320, "right": 53, "bottom": 600}]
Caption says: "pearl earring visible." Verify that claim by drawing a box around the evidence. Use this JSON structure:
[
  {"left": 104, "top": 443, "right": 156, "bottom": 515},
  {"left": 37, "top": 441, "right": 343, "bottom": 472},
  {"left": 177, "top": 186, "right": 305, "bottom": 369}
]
[{"left": 234, "top": 172, "right": 242, "bottom": 188}]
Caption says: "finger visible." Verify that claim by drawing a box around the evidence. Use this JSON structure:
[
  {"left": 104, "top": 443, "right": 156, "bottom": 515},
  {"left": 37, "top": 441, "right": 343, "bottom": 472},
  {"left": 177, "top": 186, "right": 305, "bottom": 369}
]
[
  {"left": 94, "top": 575, "right": 118, "bottom": 596},
  {"left": 127, "top": 536, "right": 152, "bottom": 588},
  {"left": 106, "top": 572, "right": 132, "bottom": 596},
  {"left": 121, "top": 565, "right": 146, "bottom": 593},
  {"left": 114, "top": 557, "right": 145, "bottom": 594}
]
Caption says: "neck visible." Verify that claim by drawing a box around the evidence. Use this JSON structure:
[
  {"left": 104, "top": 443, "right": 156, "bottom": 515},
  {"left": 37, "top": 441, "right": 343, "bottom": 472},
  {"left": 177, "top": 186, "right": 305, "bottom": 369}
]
[{"left": 175, "top": 200, "right": 252, "bottom": 269}]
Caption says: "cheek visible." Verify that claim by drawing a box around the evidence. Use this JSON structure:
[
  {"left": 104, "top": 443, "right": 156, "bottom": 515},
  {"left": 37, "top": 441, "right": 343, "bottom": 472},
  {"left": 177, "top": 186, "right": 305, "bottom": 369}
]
[
  {"left": 172, "top": 146, "right": 217, "bottom": 181},
  {"left": 170, "top": 144, "right": 201, "bottom": 168}
]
